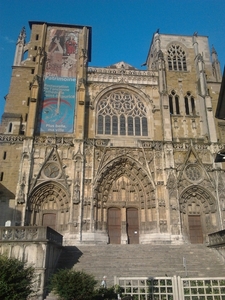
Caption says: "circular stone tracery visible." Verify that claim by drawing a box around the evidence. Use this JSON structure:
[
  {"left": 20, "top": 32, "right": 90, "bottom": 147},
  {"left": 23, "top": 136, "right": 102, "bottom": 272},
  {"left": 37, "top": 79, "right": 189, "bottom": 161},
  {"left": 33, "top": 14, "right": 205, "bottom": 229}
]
[
  {"left": 185, "top": 164, "right": 202, "bottom": 182},
  {"left": 42, "top": 162, "right": 61, "bottom": 179},
  {"left": 97, "top": 90, "right": 147, "bottom": 117}
]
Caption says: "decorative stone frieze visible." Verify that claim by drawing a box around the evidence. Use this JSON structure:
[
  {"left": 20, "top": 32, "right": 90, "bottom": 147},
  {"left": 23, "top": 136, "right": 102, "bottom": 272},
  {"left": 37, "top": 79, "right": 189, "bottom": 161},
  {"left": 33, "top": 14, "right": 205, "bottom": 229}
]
[
  {"left": 0, "top": 134, "right": 25, "bottom": 143},
  {"left": 34, "top": 136, "right": 74, "bottom": 145},
  {"left": 87, "top": 67, "right": 158, "bottom": 85}
]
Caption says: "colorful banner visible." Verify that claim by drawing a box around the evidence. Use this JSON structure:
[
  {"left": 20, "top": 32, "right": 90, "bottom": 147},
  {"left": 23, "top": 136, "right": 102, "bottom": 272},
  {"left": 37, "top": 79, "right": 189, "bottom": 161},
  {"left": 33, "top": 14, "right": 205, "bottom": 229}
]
[
  {"left": 39, "top": 76, "right": 76, "bottom": 133},
  {"left": 38, "top": 27, "right": 79, "bottom": 133}
]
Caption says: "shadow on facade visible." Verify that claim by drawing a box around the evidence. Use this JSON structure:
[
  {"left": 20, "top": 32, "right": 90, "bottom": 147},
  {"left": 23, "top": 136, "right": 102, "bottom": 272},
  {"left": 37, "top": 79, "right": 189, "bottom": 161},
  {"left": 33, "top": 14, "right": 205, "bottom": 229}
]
[
  {"left": 56, "top": 246, "right": 83, "bottom": 270},
  {"left": 0, "top": 183, "right": 21, "bottom": 226},
  {"left": 0, "top": 183, "right": 15, "bottom": 199}
]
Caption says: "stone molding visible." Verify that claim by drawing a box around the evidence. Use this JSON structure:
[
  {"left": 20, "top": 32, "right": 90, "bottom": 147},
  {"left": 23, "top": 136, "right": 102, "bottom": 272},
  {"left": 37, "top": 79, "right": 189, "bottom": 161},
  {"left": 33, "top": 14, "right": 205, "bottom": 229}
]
[{"left": 0, "top": 226, "right": 62, "bottom": 245}]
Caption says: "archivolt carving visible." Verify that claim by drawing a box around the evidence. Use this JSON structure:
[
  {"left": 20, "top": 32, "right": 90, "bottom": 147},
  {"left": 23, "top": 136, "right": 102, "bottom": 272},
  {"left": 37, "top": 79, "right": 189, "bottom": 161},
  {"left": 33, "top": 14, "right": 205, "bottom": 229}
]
[
  {"left": 94, "top": 156, "right": 155, "bottom": 209},
  {"left": 28, "top": 182, "right": 69, "bottom": 212},
  {"left": 179, "top": 186, "right": 216, "bottom": 214},
  {"left": 95, "top": 148, "right": 151, "bottom": 177}
]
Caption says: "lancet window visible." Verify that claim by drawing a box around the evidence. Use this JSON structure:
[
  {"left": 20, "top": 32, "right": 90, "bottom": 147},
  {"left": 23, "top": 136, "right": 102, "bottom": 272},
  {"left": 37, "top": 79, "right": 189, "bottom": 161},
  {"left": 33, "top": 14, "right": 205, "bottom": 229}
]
[
  {"left": 169, "top": 90, "right": 180, "bottom": 115},
  {"left": 184, "top": 92, "right": 196, "bottom": 116},
  {"left": 97, "top": 90, "right": 148, "bottom": 136},
  {"left": 167, "top": 44, "right": 187, "bottom": 71}
]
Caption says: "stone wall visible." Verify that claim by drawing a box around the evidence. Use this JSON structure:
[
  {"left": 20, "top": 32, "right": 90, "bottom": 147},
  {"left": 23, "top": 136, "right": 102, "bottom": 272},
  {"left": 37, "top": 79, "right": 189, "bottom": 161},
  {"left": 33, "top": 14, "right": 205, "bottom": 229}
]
[{"left": 0, "top": 226, "right": 63, "bottom": 299}]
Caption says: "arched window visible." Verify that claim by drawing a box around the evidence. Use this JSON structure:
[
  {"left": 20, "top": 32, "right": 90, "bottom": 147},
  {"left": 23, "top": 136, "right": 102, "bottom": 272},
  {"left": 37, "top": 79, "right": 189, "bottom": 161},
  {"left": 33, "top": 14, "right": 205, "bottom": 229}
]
[
  {"left": 169, "top": 90, "right": 180, "bottom": 115},
  {"left": 96, "top": 90, "right": 148, "bottom": 137},
  {"left": 184, "top": 92, "right": 196, "bottom": 116},
  {"left": 167, "top": 45, "right": 187, "bottom": 71}
]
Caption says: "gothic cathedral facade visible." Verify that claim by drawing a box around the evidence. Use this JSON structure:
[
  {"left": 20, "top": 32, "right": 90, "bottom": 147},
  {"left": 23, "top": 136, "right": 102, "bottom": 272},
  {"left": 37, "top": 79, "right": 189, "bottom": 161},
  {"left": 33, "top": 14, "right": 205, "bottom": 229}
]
[{"left": 0, "top": 21, "right": 224, "bottom": 246}]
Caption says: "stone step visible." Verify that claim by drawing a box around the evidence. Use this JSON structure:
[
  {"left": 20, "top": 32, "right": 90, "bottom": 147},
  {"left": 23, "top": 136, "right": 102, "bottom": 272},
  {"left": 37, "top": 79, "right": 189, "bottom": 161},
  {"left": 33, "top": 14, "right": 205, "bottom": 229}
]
[{"left": 55, "top": 244, "right": 225, "bottom": 287}]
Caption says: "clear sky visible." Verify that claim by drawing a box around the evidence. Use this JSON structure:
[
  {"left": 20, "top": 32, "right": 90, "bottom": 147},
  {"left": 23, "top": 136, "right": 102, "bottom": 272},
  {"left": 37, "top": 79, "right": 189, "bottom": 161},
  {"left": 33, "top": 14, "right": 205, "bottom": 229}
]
[{"left": 1, "top": 0, "right": 225, "bottom": 119}]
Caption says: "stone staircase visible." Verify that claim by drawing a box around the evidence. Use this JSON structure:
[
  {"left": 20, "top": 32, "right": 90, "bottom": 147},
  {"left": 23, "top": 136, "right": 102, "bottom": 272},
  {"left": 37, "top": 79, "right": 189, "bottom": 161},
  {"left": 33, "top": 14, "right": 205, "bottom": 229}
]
[{"left": 45, "top": 243, "right": 225, "bottom": 299}]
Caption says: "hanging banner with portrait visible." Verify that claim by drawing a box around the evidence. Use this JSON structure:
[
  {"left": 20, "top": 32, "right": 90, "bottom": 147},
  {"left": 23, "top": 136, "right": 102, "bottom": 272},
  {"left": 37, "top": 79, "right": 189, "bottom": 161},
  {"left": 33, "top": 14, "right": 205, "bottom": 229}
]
[{"left": 39, "top": 27, "right": 80, "bottom": 133}]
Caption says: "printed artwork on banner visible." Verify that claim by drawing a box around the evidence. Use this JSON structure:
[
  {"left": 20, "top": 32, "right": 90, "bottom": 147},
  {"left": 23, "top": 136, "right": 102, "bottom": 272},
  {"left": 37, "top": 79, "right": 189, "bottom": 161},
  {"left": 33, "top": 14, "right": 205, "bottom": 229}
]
[
  {"left": 39, "top": 27, "right": 79, "bottom": 133},
  {"left": 40, "top": 76, "right": 76, "bottom": 133}
]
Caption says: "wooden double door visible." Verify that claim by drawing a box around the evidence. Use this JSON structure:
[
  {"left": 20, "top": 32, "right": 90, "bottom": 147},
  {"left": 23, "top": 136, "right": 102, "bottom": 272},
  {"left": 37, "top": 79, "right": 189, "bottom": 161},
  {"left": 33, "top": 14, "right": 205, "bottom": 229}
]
[{"left": 108, "top": 207, "right": 139, "bottom": 244}]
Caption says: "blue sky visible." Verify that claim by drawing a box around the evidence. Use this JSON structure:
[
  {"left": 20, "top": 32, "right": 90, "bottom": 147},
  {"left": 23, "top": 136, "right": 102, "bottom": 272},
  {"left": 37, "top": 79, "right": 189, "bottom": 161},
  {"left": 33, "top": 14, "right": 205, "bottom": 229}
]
[{"left": 1, "top": 0, "right": 225, "bottom": 118}]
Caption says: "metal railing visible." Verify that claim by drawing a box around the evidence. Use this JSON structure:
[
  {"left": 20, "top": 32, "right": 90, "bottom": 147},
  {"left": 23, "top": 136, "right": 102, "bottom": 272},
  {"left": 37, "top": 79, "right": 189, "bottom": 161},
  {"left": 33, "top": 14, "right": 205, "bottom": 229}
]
[{"left": 114, "top": 276, "right": 225, "bottom": 300}]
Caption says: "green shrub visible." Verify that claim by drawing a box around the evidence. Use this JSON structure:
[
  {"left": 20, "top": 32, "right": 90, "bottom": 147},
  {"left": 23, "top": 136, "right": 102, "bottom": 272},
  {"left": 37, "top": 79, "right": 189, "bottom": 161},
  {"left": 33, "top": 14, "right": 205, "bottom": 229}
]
[
  {"left": 49, "top": 269, "right": 97, "bottom": 300},
  {"left": 0, "top": 255, "right": 35, "bottom": 300}
]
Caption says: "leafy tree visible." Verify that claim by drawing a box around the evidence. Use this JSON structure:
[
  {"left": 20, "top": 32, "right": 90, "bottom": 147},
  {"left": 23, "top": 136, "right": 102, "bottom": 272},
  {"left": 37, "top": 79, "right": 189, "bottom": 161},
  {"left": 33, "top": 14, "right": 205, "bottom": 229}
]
[
  {"left": 0, "top": 255, "right": 35, "bottom": 300},
  {"left": 49, "top": 269, "right": 97, "bottom": 300}
]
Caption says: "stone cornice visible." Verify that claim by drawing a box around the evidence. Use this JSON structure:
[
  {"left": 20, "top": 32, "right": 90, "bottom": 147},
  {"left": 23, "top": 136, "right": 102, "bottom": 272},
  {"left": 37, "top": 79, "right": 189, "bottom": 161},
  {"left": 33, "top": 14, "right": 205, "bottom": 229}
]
[{"left": 87, "top": 67, "right": 158, "bottom": 85}]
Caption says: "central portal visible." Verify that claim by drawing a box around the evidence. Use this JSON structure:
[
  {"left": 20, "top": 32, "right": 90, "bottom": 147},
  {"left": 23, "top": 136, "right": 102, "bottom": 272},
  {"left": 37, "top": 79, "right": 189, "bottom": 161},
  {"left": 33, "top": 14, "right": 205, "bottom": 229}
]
[{"left": 108, "top": 207, "right": 139, "bottom": 244}]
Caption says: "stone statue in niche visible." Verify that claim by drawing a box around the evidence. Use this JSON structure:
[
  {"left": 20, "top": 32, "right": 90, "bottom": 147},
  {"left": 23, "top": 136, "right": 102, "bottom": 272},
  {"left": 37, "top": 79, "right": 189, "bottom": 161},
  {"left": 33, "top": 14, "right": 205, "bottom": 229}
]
[
  {"left": 170, "top": 198, "right": 178, "bottom": 210},
  {"left": 17, "top": 173, "right": 26, "bottom": 204},
  {"left": 73, "top": 182, "right": 80, "bottom": 204},
  {"left": 17, "top": 184, "right": 25, "bottom": 204}
]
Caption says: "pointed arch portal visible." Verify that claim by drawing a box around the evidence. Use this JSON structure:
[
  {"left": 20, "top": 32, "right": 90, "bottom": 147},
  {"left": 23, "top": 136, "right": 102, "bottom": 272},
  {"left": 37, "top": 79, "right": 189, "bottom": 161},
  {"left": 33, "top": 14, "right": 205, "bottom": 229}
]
[
  {"left": 180, "top": 186, "right": 217, "bottom": 244},
  {"left": 94, "top": 155, "right": 154, "bottom": 244},
  {"left": 27, "top": 181, "right": 70, "bottom": 232}
]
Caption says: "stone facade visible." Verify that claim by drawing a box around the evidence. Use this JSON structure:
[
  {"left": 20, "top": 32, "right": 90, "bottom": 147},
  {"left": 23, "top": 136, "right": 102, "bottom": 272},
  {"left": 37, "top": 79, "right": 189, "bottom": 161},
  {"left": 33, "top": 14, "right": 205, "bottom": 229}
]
[{"left": 1, "top": 22, "right": 225, "bottom": 246}]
